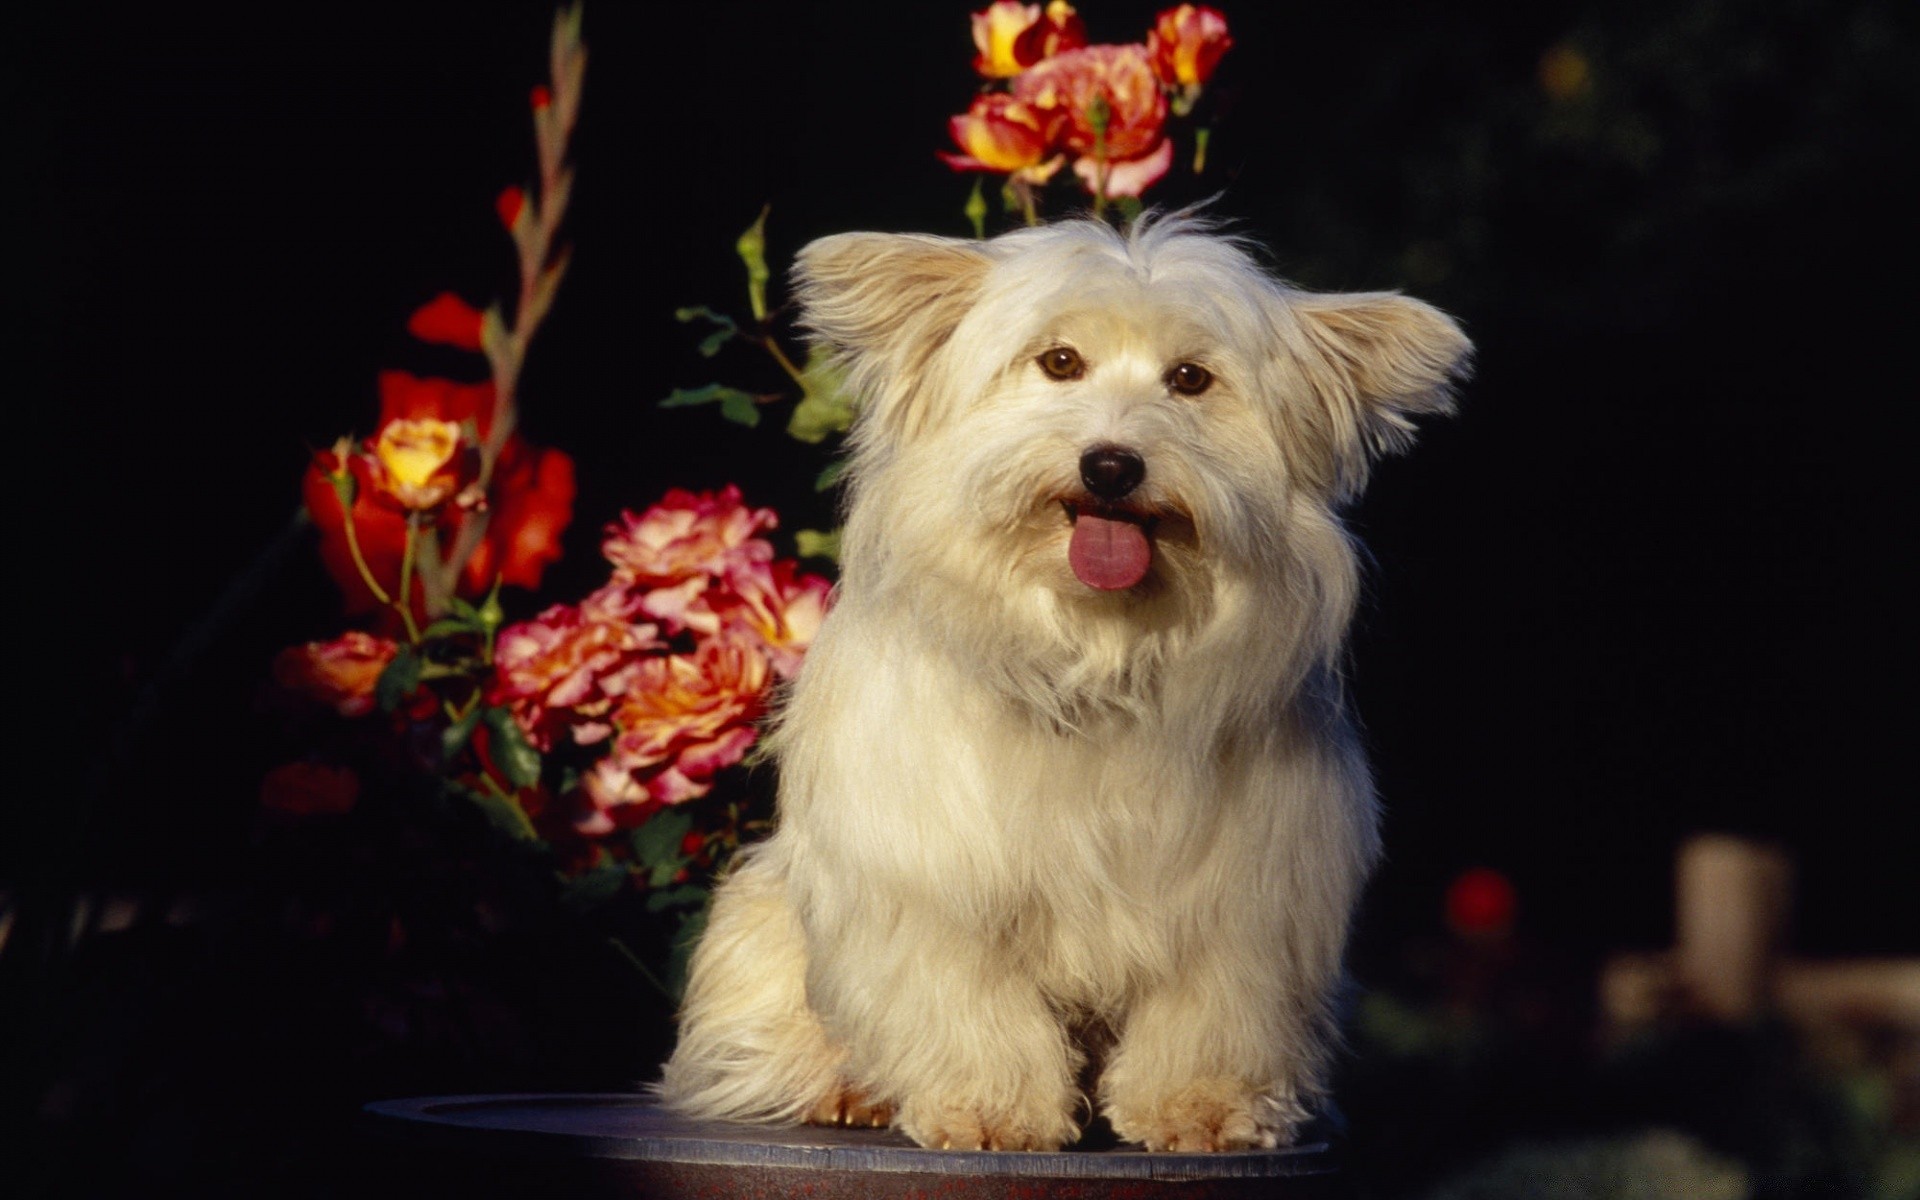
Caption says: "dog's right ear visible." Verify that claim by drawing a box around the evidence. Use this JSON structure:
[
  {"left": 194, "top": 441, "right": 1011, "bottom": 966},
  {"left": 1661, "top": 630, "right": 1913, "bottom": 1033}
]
[{"left": 793, "top": 233, "right": 992, "bottom": 444}]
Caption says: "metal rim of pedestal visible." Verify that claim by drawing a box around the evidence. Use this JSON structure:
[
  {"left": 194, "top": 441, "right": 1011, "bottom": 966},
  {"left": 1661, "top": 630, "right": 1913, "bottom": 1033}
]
[{"left": 361, "top": 1093, "right": 1342, "bottom": 1183}]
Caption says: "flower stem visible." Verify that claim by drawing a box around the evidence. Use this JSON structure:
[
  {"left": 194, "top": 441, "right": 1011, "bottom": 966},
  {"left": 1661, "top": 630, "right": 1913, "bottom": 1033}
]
[
  {"left": 396, "top": 514, "right": 423, "bottom": 643},
  {"left": 338, "top": 502, "right": 395, "bottom": 609}
]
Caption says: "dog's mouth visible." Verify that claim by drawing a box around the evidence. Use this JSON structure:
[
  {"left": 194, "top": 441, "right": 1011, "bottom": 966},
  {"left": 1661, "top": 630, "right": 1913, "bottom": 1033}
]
[{"left": 1061, "top": 500, "right": 1159, "bottom": 591}]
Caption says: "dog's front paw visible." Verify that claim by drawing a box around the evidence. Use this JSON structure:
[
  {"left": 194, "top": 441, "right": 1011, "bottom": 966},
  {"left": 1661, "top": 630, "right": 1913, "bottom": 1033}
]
[
  {"left": 897, "top": 1095, "right": 1079, "bottom": 1151},
  {"left": 804, "top": 1085, "right": 893, "bottom": 1129},
  {"left": 1106, "top": 1080, "right": 1304, "bottom": 1152}
]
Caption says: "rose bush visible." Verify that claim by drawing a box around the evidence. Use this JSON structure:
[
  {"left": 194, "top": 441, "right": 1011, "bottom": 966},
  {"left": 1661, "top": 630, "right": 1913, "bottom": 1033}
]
[{"left": 264, "top": 8, "right": 840, "bottom": 1004}]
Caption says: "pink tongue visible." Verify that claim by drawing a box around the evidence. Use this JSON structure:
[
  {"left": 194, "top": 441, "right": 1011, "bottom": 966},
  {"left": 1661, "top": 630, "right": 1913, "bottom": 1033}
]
[{"left": 1069, "top": 512, "right": 1152, "bottom": 590}]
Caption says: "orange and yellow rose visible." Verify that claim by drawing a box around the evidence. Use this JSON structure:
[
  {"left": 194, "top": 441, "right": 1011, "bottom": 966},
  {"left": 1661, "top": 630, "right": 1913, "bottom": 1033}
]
[
  {"left": 940, "top": 93, "right": 1067, "bottom": 182},
  {"left": 971, "top": 1, "right": 1087, "bottom": 78},
  {"left": 1147, "top": 4, "right": 1233, "bottom": 90},
  {"left": 368, "top": 417, "right": 475, "bottom": 511}
]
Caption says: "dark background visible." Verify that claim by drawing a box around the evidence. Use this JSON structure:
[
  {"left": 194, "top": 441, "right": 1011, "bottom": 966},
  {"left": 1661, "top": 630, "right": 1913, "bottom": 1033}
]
[{"left": 9, "top": 0, "right": 1915, "bottom": 1195}]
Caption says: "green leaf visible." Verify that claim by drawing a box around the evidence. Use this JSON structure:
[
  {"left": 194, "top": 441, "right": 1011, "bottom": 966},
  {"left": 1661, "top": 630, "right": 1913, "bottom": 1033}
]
[
  {"left": 813, "top": 458, "right": 848, "bottom": 492},
  {"left": 644, "top": 884, "right": 710, "bottom": 915},
  {"left": 736, "top": 205, "right": 771, "bottom": 323},
  {"left": 660, "top": 384, "right": 763, "bottom": 428},
  {"left": 631, "top": 808, "right": 694, "bottom": 887},
  {"left": 441, "top": 704, "right": 483, "bottom": 762},
  {"left": 720, "top": 392, "right": 762, "bottom": 427},
  {"left": 375, "top": 646, "right": 422, "bottom": 713},
  {"left": 449, "top": 595, "right": 482, "bottom": 621},
  {"left": 480, "top": 707, "right": 543, "bottom": 788},
  {"left": 675, "top": 305, "right": 738, "bottom": 331},
  {"left": 786, "top": 346, "right": 855, "bottom": 444},
  {"left": 794, "top": 528, "right": 841, "bottom": 562},
  {"left": 420, "top": 617, "right": 479, "bottom": 641},
  {"left": 560, "top": 863, "right": 630, "bottom": 914},
  {"left": 456, "top": 784, "right": 541, "bottom": 842},
  {"left": 964, "top": 177, "right": 988, "bottom": 240},
  {"left": 696, "top": 327, "right": 734, "bottom": 357}
]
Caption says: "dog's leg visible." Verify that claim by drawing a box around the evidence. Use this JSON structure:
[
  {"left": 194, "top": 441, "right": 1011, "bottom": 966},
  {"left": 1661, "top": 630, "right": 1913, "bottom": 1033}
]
[
  {"left": 1100, "top": 767, "right": 1368, "bottom": 1151},
  {"left": 655, "top": 845, "right": 881, "bottom": 1125},
  {"left": 1097, "top": 953, "right": 1321, "bottom": 1151},
  {"left": 806, "top": 903, "right": 1084, "bottom": 1151}
]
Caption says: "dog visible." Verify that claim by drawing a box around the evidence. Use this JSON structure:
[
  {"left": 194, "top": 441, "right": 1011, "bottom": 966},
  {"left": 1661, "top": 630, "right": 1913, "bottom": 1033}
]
[{"left": 657, "top": 212, "right": 1471, "bottom": 1152}]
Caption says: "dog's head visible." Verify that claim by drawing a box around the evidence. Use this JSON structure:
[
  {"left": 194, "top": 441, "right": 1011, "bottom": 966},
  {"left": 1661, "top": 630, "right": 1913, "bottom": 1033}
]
[{"left": 795, "top": 214, "right": 1470, "bottom": 706}]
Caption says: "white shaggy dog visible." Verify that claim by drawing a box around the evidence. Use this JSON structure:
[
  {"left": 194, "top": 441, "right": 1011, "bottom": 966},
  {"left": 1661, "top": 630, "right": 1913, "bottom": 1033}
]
[{"left": 658, "top": 213, "right": 1471, "bottom": 1152}]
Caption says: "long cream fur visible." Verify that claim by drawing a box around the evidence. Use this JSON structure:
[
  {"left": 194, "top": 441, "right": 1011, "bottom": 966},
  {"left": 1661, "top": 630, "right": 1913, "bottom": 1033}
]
[{"left": 657, "top": 214, "right": 1471, "bottom": 1152}]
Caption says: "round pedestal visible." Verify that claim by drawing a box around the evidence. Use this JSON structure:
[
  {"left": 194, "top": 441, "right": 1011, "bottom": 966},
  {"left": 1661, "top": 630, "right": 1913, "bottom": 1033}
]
[{"left": 361, "top": 1093, "right": 1347, "bottom": 1199}]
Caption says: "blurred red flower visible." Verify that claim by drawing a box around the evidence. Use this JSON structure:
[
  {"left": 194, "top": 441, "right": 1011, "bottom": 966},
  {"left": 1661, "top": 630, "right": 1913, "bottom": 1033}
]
[
  {"left": 405, "top": 291, "right": 487, "bottom": 352},
  {"left": 1445, "top": 866, "right": 1518, "bottom": 938},
  {"left": 259, "top": 760, "right": 362, "bottom": 818}
]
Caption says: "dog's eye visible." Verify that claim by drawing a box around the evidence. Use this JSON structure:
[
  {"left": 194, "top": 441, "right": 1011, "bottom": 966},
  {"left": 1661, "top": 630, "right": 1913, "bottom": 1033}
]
[
  {"left": 1167, "top": 362, "right": 1213, "bottom": 396},
  {"left": 1037, "top": 347, "right": 1085, "bottom": 381}
]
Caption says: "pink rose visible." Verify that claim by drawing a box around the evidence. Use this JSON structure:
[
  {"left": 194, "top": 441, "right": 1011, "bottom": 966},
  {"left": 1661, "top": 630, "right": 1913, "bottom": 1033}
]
[
  {"left": 601, "top": 484, "right": 776, "bottom": 586},
  {"left": 576, "top": 633, "right": 774, "bottom": 833},
  {"left": 490, "top": 590, "right": 659, "bottom": 750}
]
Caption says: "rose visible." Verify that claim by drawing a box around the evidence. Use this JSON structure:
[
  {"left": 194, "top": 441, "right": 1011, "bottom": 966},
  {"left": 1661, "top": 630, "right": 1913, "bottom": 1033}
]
[
  {"left": 575, "top": 632, "right": 774, "bottom": 833},
  {"left": 1016, "top": 44, "right": 1167, "bottom": 160},
  {"left": 303, "top": 371, "right": 575, "bottom": 614},
  {"left": 970, "top": 1, "right": 1086, "bottom": 79},
  {"left": 600, "top": 484, "right": 776, "bottom": 587},
  {"left": 708, "top": 557, "right": 832, "bottom": 680},
  {"left": 1147, "top": 5, "right": 1233, "bottom": 90},
  {"left": 273, "top": 630, "right": 399, "bottom": 717},
  {"left": 939, "top": 93, "right": 1068, "bottom": 184},
  {"left": 490, "top": 587, "right": 660, "bottom": 751},
  {"left": 1014, "top": 43, "right": 1172, "bottom": 197},
  {"left": 368, "top": 417, "right": 476, "bottom": 511},
  {"left": 1068, "top": 137, "right": 1173, "bottom": 199}
]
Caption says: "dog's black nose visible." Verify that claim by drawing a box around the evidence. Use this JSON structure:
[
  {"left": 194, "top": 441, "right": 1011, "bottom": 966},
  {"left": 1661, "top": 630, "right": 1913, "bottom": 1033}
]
[{"left": 1080, "top": 447, "right": 1146, "bottom": 500}]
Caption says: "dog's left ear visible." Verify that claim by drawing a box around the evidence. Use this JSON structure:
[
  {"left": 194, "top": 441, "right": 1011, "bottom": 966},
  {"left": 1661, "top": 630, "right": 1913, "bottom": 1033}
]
[
  {"left": 793, "top": 232, "right": 993, "bottom": 445},
  {"left": 1285, "top": 291, "right": 1473, "bottom": 499}
]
